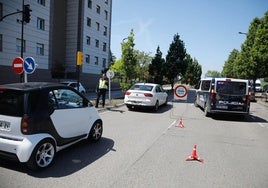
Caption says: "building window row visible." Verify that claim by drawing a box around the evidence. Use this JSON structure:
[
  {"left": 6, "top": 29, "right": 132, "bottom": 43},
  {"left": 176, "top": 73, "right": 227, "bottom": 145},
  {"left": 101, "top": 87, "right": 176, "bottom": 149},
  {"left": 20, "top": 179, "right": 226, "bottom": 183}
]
[
  {"left": 84, "top": 54, "right": 106, "bottom": 68},
  {"left": 87, "top": 17, "right": 108, "bottom": 37},
  {"left": 15, "top": 38, "right": 44, "bottom": 56},
  {"left": 86, "top": 35, "right": 107, "bottom": 52},
  {"left": 87, "top": 0, "right": 109, "bottom": 21}
]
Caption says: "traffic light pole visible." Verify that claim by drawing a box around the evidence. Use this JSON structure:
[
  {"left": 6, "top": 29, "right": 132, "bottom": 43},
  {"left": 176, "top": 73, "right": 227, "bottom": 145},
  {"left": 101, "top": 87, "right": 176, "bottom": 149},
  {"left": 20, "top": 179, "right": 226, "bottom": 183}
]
[{"left": 21, "top": 0, "right": 26, "bottom": 83}]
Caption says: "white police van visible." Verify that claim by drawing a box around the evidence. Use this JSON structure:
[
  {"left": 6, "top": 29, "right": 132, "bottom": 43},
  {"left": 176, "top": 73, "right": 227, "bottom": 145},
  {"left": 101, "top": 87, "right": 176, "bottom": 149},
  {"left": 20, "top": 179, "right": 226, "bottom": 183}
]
[{"left": 194, "top": 78, "right": 251, "bottom": 117}]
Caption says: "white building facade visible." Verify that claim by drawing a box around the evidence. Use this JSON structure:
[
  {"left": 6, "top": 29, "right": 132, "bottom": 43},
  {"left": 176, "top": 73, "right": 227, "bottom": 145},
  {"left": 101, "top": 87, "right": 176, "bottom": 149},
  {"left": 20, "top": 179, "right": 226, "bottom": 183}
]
[{"left": 0, "top": 0, "right": 112, "bottom": 90}]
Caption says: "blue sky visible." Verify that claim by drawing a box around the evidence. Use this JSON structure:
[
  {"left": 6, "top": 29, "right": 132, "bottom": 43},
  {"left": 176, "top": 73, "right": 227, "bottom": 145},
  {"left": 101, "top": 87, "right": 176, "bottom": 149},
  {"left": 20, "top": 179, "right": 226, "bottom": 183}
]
[{"left": 111, "top": 0, "right": 268, "bottom": 77}]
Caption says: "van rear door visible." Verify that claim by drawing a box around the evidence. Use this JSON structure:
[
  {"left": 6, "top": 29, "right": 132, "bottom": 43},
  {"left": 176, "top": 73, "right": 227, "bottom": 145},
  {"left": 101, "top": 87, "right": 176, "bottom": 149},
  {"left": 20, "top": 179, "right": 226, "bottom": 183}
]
[{"left": 214, "top": 80, "right": 249, "bottom": 113}]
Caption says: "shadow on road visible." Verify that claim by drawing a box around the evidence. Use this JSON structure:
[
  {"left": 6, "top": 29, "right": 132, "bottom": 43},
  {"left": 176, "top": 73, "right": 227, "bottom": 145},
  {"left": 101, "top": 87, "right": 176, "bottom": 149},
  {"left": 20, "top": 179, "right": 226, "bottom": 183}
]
[
  {"left": 0, "top": 137, "right": 115, "bottom": 177},
  {"left": 211, "top": 113, "right": 267, "bottom": 123}
]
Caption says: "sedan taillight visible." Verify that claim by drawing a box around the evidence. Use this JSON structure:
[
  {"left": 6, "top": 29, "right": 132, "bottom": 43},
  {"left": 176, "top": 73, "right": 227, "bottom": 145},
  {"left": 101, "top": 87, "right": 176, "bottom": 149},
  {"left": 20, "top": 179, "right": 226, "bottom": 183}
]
[
  {"left": 144, "top": 93, "right": 153, "bottom": 97},
  {"left": 125, "top": 91, "right": 131, "bottom": 95}
]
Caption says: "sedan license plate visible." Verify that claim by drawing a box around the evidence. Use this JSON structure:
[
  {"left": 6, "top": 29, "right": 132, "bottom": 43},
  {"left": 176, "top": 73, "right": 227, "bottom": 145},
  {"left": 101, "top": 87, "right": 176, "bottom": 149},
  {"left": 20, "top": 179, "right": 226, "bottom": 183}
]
[{"left": 0, "top": 120, "right": 11, "bottom": 131}]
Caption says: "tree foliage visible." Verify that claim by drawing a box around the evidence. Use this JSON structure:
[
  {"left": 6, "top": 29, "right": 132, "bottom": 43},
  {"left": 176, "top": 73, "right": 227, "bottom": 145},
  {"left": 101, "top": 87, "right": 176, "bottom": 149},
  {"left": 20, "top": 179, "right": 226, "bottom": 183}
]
[
  {"left": 121, "top": 29, "right": 137, "bottom": 90},
  {"left": 222, "top": 11, "right": 268, "bottom": 82},
  {"left": 148, "top": 46, "right": 165, "bottom": 84},
  {"left": 165, "top": 33, "right": 187, "bottom": 89},
  {"left": 205, "top": 70, "right": 221, "bottom": 77},
  {"left": 181, "top": 54, "right": 202, "bottom": 85},
  {"left": 221, "top": 49, "right": 239, "bottom": 78}
]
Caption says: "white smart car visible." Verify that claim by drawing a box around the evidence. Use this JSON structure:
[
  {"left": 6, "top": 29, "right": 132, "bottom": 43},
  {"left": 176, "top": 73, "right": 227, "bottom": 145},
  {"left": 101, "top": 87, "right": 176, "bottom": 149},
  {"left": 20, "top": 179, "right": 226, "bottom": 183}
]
[{"left": 0, "top": 82, "right": 102, "bottom": 170}]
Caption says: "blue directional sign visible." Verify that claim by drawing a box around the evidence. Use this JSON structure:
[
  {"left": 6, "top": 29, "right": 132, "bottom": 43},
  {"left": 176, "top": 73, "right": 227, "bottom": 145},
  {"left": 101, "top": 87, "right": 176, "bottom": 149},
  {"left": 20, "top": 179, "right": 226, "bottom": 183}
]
[{"left": 24, "top": 57, "right": 36, "bottom": 74}]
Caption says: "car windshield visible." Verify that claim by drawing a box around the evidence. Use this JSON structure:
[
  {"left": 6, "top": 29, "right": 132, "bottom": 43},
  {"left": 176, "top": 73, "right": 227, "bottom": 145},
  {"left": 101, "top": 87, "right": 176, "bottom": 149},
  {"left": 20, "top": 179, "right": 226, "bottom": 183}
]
[
  {"left": 130, "top": 84, "right": 153, "bottom": 91},
  {"left": 0, "top": 89, "right": 24, "bottom": 116},
  {"left": 216, "top": 81, "right": 247, "bottom": 95}
]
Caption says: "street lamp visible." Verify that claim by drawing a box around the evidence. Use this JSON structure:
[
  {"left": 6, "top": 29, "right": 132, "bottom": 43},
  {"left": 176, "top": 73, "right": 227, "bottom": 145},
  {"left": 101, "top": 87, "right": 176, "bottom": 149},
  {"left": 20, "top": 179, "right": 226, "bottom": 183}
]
[{"left": 238, "top": 32, "right": 247, "bottom": 35}]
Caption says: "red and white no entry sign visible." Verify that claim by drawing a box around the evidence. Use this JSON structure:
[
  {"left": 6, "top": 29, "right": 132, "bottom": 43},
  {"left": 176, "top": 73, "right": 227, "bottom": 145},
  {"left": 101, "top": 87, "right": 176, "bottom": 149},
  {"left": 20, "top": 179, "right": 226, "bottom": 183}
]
[
  {"left": 12, "top": 57, "right": 24, "bottom": 74},
  {"left": 174, "top": 84, "right": 188, "bottom": 100}
]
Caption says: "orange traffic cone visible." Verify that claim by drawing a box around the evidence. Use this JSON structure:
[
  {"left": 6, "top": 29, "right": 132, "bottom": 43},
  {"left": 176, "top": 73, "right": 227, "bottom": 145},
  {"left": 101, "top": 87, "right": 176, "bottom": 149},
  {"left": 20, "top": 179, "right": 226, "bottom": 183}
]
[
  {"left": 175, "top": 118, "right": 184, "bottom": 128},
  {"left": 185, "top": 144, "right": 204, "bottom": 163}
]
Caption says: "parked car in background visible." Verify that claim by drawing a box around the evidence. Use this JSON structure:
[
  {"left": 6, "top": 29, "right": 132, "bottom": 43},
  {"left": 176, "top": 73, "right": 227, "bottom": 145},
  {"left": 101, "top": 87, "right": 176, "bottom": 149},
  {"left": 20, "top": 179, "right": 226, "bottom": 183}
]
[
  {"left": 124, "top": 83, "right": 168, "bottom": 111},
  {"left": 255, "top": 79, "right": 262, "bottom": 92},
  {"left": 0, "top": 82, "right": 102, "bottom": 170},
  {"left": 60, "top": 81, "right": 86, "bottom": 93}
]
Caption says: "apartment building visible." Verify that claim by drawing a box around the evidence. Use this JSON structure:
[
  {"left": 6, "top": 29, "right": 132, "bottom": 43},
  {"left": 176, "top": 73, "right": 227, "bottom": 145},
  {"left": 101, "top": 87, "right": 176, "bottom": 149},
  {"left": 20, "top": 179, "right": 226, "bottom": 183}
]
[{"left": 0, "top": 0, "right": 112, "bottom": 90}]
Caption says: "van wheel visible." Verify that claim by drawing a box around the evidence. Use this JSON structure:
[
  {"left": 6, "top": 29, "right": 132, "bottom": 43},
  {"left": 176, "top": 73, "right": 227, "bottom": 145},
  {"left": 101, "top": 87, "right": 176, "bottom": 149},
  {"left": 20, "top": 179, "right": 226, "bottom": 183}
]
[{"left": 26, "top": 139, "right": 55, "bottom": 171}]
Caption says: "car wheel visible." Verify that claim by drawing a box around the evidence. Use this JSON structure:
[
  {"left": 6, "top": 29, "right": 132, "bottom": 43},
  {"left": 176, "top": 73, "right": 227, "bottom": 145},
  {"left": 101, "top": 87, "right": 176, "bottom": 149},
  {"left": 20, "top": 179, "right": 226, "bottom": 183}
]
[
  {"left": 89, "top": 120, "right": 103, "bottom": 142},
  {"left": 154, "top": 101, "right": 159, "bottom": 112},
  {"left": 204, "top": 104, "right": 210, "bottom": 117},
  {"left": 194, "top": 97, "right": 198, "bottom": 107},
  {"left": 26, "top": 138, "right": 55, "bottom": 170},
  {"left": 164, "top": 97, "right": 168, "bottom": 105}
]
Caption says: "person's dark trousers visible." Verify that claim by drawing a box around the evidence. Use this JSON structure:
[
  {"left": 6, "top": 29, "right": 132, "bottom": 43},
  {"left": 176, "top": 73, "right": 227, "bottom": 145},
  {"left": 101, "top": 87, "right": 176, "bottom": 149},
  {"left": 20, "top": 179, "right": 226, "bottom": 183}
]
[{"left": 96, "top": 89, "right": 106, "bottom": 108}]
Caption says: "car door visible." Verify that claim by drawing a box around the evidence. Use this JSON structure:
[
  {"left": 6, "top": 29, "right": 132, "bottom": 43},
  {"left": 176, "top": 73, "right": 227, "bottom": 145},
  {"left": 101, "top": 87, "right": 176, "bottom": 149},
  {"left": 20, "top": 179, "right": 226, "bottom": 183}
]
[
  {"left": 198, "top": 80, "right": 211, "bottom": 108},
  {"left": 155, "top": 85, "right": 167, "bottom": 105},
  {"left": 49, "top": 89, "right": 92, "bottom": 138}
]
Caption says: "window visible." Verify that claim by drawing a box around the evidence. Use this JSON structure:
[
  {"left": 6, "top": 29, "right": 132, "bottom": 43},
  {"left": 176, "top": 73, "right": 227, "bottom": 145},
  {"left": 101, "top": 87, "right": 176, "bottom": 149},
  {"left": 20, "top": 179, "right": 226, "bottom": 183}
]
[
  {"left": 49, "top": 89, "right": 84, "bottom": 109},
  {"left": 95, "top": 39, "right": 99, "bottom": 48},
  {"left": 0, "top": 34, "right": 2, "bottom": 52},
  {"left": 37, "top": 18, "right": 45, "bottom": 30},
  {"left": 37, "top": 0, "right": 45, "bottom": 6},
  {"left": 86, "top": 54, "right": 90, "bottom": 63},
  {"left": 104, "top": 10, "right": 108, "bottom": 20},
  {"left": 86, "top": 36, "right": 90, "bottom": 45},
  {"left": 201, "top": 80, "right": 211, "bottom": 91},
  {"left": 102, "top": 58, "right": 106, "bottom": 68},
  {"left": 87, "top": 17, "right": 91, "bottom": 27},
  {"left": 102, "top": 42, "right": 106, "bottom": 52},
  {"left": 16, "top": 38, "right": 25, "bottom": 52},
  {"left": 96, "top": 22, "right": 100, "bottom": 31},
  {"left": 95, "top": 56, "right": 98, "bottom": 65},
  {"left": 88, "top": 0, "right": 92, "bottom": 8},
  {"left": 96, "top": 5, "right": 100, "bottom": 14},
  {"left": 103, "top": 26, "right": 107, "bottom": 36},
  {"left": 105, "top": 0, "right": 108, "bottom": 5},
  {"left": 0, "top": 3, "right": 3, "bottom": 18},
  {"left": 36, "top": 43, "right": 44, "bottom": 55}
]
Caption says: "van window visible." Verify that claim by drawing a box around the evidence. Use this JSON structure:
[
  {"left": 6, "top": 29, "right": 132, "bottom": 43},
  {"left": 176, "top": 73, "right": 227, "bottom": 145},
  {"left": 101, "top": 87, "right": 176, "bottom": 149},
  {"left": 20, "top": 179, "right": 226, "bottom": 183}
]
[
  {"left": 216, "top": 81, "right": 246, "bottom": 95},
  {"left": 201, "top": 80, "right": 211, "bottom": 91}
]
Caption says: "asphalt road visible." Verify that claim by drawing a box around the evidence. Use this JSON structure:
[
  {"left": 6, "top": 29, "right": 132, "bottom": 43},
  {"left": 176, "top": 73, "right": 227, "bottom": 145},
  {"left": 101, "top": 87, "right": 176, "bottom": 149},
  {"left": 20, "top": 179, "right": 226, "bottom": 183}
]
[{"left": 0, "top": 89, "right": 268, "bottom": 188}]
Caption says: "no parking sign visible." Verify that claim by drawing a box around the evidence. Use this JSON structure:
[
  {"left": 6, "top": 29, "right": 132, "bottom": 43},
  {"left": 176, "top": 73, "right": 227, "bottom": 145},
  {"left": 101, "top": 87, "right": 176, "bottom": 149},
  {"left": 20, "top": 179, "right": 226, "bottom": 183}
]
[{"left": 174, "top": 84, "right": 188, "bottom": 100}]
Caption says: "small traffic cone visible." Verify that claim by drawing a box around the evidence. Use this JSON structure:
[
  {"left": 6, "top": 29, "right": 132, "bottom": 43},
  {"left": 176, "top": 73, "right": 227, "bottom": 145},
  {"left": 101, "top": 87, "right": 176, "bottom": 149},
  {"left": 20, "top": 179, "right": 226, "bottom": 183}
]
[
  {"left": 175, "top": 118, "right": 184, "bottom": 128},
  {"left": 185, "top": 144, "right": 204, "bottom": 163}
]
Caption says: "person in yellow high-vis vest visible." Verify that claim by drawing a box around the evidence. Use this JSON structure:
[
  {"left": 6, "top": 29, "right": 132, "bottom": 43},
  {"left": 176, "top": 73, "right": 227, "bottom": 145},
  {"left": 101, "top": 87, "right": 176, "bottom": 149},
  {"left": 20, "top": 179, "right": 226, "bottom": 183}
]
[{"left": 95, "top": 74, "right": 108, "bottom": 108}]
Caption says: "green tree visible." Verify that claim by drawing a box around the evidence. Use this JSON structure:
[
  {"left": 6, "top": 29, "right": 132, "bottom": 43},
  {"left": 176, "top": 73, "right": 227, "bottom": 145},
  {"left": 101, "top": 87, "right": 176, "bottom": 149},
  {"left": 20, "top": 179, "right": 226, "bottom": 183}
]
[
  {"left": 181, "top": 54, "right": 202, "bottom": 85},
  {"left": 149, "top": 46, "right": 165, "bottom": 84},
  {"left": 234, "top": 11, "right": 268, "bottom": 86},
  {"left": 222, "top": 49, "right": 239, "bottom": 78},
  {"left": 205, "top": 70, "right": 221, "bottom": 77},
  {"left": 135, "top": 50, "right": 152, "bottom": 83},
  {"left": 165, "top": 33, "right": 187, "bottom": 89},
  {"left": 121, "top": 29, "right": 137, "bottom": 90}
]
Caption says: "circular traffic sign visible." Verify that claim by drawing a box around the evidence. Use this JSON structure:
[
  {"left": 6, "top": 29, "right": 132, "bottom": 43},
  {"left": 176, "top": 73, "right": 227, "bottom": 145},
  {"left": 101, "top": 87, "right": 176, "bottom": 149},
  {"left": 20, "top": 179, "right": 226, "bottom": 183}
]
[
  {"left": 106, "top": 69, "right": 114, "bottom": 79},
  {"left": 12, "top": 57, "right": 24, "bottom": 74},
  {"left": 24, "top": 57, "right": 36, "bottom": 74},
  {"left": 174, "top": 84, "right": 188, "bottom": 99}
]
